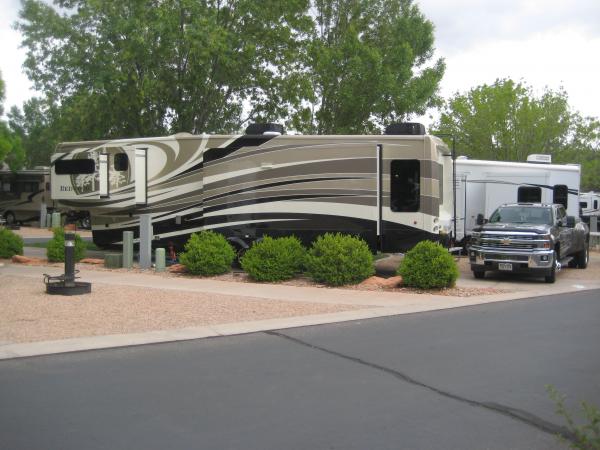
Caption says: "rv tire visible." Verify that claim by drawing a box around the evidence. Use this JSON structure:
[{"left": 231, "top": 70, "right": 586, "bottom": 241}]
[{"left": 3, "top": 212, "right": 15, "bottom": 226}]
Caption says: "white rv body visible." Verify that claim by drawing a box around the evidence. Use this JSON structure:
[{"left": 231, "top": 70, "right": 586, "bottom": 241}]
[
  {"left": 455, "top": 157, "right": 581, "bottom": 242},
  {"left": 579, "top": 191, "right": 600, "bottom": 218}
]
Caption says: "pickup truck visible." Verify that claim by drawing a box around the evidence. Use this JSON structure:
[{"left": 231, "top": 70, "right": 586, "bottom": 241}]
[{"left": 468, "top": 203, "right": 589, "bottom": 283}]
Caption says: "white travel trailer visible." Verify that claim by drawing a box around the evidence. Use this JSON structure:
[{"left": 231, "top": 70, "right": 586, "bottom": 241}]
[
  {"left": 50, "top": 123, "right": 455, "bottom": 252},
  {"left": 455, "top": 154, "right": 581, "bottom": 242},
  {"left": 579, "top": 191, "right": 599, "bottom": 221}
]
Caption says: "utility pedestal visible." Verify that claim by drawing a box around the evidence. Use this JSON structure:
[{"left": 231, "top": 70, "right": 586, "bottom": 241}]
[{"left": 44, "top": 231, "right": 92, "bottom": 295}]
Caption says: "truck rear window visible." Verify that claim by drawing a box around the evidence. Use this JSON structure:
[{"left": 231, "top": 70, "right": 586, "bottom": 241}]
[{"left": 55, "top": 159, "right": 96, "bottom": 175}]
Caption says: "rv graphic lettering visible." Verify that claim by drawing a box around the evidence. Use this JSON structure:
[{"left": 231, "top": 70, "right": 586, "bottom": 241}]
[{"left": 60, "top": 185, "right": 73, "bottom": 192}]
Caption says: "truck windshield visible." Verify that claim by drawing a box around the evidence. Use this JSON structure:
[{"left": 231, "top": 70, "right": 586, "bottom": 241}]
[{"left": 489, "top": 206, "right": 552, "bottom": 225}]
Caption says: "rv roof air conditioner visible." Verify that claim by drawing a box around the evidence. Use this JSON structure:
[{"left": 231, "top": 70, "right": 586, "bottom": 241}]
[
  {"left": 245, "top": 123, "right": 285, "bottom": 136},
  {"left": 527, "top": 154, "right": 552, "bottom": 164},
  {"left": 385, "top": 122, "right": 426, "bottom": 136}
]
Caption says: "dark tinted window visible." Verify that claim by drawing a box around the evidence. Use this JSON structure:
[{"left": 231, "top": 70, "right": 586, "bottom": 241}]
[
  {"left": 114, "top": 153, "right": 129, "bottom": 171},
  {"left": 580, "top": 201, "right": 588, "bottom": 208},
  {"left": 390, "top": 160, "right": 420, "bottom": 212},
  {"left": 517, "top": 186, "right": 541, "bottom": 203},
  {"left": 55, "top": 159, "right": 95, "bottom": 175},
  {"left": 553, "top": 184, "right": 568, "bottom": 208},
  {"left": 595, "top": 200, "right": 598, "bottom": 209}
]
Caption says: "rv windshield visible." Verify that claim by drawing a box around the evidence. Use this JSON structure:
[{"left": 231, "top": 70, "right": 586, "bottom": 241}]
[{"left": 489, "top": 206, "right": 553, "bottom": 225}]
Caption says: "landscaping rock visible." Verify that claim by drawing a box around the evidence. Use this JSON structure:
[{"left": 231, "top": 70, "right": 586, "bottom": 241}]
[
  {"left": 358, "top": 275, "right": 403, "bottom": 289},
  {"left": 11, "top": 255, "right": 46, "bottom": 265},
  {"left": 80, "top": 258, "right": 104, "bottom": 265},
  {"left": 168, "top": 264, "right": 188, "bottom": 273}
]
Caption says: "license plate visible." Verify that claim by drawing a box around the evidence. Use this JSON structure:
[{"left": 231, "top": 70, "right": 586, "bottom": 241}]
[{"left": 499, "top": 263, "right": 513, "bottom": 271}]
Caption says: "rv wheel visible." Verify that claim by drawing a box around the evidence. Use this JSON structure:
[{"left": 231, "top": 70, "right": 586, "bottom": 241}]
[{"left": 3, "top": 212, "right": 16, "bottom": 226}]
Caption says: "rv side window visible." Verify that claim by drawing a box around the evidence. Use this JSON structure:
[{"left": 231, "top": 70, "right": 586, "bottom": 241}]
[
  {"left": 55, "top": 159, "right": 96, "bottom": 175},
  {"left": 580, "top": 201, "right": 588, "bottom": 209},
  {"left": 390, "top": 160, "right": 420, "bottom": 212},
  {"left": 114, "top": 153, "right": 129, "bottom": 171},
  {"left": 595, "top": 200, "right": 599, "bottom": 210},
  {"left": 517, "top": 186, "right": 541, "bottom": 203},
  {"left": 553, "top": 184, "right": 568, "bottom": 208}
]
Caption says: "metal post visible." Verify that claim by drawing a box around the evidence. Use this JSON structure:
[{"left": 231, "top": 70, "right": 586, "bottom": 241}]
[
  {"left": 139, "top": 214, "right": 152, "bottom": 269},
  {"left": 155, "top": 248, "right": 166, "bottom": 272},
  {"left": 51, "top": 212, "right": 61, "bottom": 229},
  {"left": 64, "top": 231, "right": 76, "bottom": 287},
  {"left": 123, "top": 231, "right": 134, "bottom": 268}
]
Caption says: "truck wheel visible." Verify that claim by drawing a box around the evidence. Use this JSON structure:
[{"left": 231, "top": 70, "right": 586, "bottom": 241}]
[
  {"left": 473, "top": 270, "right": 485, "bottom": 279},
  {"left": 575, "top": 244, "right": 589, "bottom": 269},
  {"left": 545, "top": 251, "right": 557, "bottom": 283}
]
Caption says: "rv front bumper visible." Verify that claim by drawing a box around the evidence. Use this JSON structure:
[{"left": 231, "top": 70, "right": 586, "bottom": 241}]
[{"left": 468, "top": 247, "right": 554, "bottom": 271}]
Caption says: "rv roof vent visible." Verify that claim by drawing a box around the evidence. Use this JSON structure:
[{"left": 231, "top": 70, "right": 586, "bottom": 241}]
[
  {"left": 245, "top": 123, "right": 284, "bottom": 136},
  {"left": 527, "top": 154, "right": 552, "bottom": 164},
  {"left": 385, "top": 122, "right": 426, "bottom": 136}
]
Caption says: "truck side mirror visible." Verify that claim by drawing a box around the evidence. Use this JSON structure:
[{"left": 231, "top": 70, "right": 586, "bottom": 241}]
[
  {"left": 566, "top": 216, "right": 576, "bottom": 228},
  {"left": 476, "top": 214, "right": 485, "bottom": 225}
]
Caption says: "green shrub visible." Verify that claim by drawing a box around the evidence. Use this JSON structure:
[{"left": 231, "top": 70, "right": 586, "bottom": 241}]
[
  {"left": 0, "top": 228, "right": 24, "bottom": 258},
  {"left": 46, "top": 228, "right": 87, "bottom": 262},
  {"left": 397, "top": 240, "right": 458, "bottom": 289},
  {"left": 179, "top": 231, "right": 235, "bottom": 276},
  {"left": 241, "top": 235, "right": 306, "bottom": 282},
  {"left": 305, "top": 233, "right": 374, "bottom": 286}
]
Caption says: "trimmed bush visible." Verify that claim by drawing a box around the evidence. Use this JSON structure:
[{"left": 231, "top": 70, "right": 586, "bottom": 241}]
[
  {"left": 397, "top": 240, "right": 458, "bottom": 289},
  {"left": 179, "top": 231, "right": 235, "bottom": 276},
  {"left": 241, "top": 235, "right": 306, "bottom": 282},
  {"left": 46, "top": 227, "right": 87, "bottom": 262},
  {"left": 0, "top": 228, "right": 24, "bottom": 258},
  {"left": 305, "top": 233, "right": 374, "bottom": 286}
]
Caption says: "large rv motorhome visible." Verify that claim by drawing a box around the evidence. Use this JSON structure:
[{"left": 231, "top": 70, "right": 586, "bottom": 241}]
[
  {"left": 455, "top": 154, "right": 581, "bottom": 242},
  {"left": 0, "top": 167, "right": 52, "bottom": 225},
  {"left": 50, "top": 123, "right": 454, "bottom": 252}
]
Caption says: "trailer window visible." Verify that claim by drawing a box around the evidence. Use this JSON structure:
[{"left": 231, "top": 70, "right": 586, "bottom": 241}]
[
  {"left": 114, "top": 153, "right": 129, "bottom": 171},
  {"left": 580, "top": 201, "right": 588, "bottom": 208},
  {"left": 391, "top": 160, "right": 420, "bottom": 212},
  {"left": 595, "top": 200, "right": 598, "bottom": 210},
  {"left": 553, "top": 184, "right": 568, "bottom": 208},
  {"left": 55, "top": 159, "right": 95, "bottom": 175},
  {"left": 517, "top": 186, "right": 541, "bottom": 203}
]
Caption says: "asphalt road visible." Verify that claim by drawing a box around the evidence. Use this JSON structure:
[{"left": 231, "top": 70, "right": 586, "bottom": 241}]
[{"left": 1, "top": 289, "right": 599, "bottom": 450}]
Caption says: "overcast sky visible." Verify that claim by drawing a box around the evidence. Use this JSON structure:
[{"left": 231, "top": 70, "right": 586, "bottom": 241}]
[{"left": 1, "top": 0, "right": 599, "bottom": 125}]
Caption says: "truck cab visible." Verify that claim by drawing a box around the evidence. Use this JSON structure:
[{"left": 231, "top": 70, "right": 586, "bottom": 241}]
[{"left": 468, "top": 203, "right": 589, "bottom": 283}]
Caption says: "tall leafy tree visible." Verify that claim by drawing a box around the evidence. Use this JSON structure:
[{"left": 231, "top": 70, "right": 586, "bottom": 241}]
[
  {"left": 17, "top": 0, "right": 313, "bottom": 138},
  {"left": 303, "top": 0, "right": 445, "bottom": 134},
  {"left": 433, "top": 78, "right": 600, "bottom": 190},
  {"left": 0, "top": 71, "right": 26, "bottom": 170}
]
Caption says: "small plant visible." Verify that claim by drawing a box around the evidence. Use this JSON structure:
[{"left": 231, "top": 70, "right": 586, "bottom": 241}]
[
  {"left": 46, "top": 227, "right": 87, "bottom": 262},
  {"left": 397, "top": 240, "right": 458, "bottom": 289},
  {"left": 179, "top": 231, "right": 235, "bottom": 276},
  {"left": 241, "top": 235, "right": 306, "bottom": 282},
  {"left": 547, "top": 385, "right": 600, "bottom": 449},
  {"left": 0, "top": 228, "right": 24, "bottom": 258},
  {"left": 305, "top": 233, "right": 374, "bottom": 286}
]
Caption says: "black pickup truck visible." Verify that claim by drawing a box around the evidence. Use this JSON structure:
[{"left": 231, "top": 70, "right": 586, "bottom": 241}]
[{"left": 468, "top": 203, "right": 590, "bottom": 283}]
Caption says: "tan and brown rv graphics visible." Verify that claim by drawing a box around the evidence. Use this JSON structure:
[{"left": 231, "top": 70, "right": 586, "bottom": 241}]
[{"left": 51, "top": 131, "right": 453, "bottom": 252}]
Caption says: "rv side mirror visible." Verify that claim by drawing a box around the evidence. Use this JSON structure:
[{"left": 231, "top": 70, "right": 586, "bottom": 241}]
[
  {"left": 566, "top": 216, "right": 576, "bottom": 228},
  {"left": 476, "top": 214, "right": 485, "bottom": 225}
]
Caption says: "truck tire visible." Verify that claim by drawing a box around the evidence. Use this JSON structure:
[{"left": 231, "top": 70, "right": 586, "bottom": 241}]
[
  {"left": 473, "top": 270, "right": 485, "bottom": 279},
  {"left": 574, "top": 244, "right": 589, "bottom": 269},
  {"left": 545, "top": 251, "right": 557, "bottom": 283}
]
